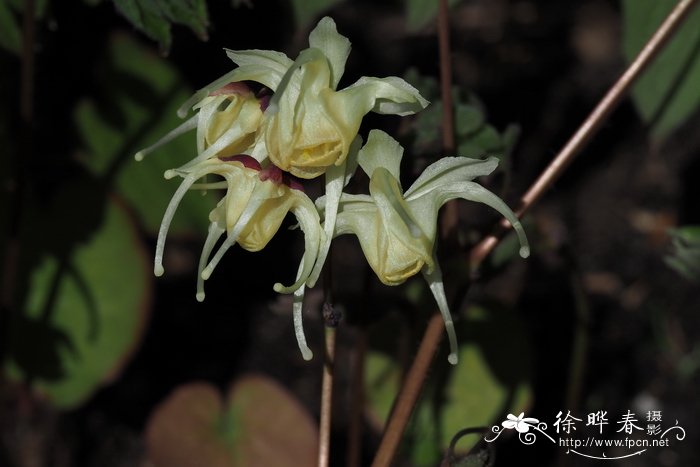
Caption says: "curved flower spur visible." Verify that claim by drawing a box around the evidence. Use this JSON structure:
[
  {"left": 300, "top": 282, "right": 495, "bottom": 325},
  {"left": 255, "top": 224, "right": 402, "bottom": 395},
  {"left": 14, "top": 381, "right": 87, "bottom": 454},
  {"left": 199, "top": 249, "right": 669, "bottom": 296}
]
[
  {"left": 135, "top": 81, "right": 266, "bottom": 166},
  {"left": 320, "top": 130, "right": 530, "bottom": 365},
  {"left": 154, "top": 155, "right": 323, "bottom": 360}
]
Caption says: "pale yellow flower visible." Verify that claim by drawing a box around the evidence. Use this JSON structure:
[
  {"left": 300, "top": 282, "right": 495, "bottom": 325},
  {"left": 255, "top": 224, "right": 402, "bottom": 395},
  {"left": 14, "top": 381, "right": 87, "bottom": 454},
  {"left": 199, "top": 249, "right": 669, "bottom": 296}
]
[
  {"left": 135, "top": 82, "right": 265, "bottom": 168},
  {"left": 320, "top": 130, "right": 530, "bottom": 364},
  {"left": 173, "top": 17, "right": 428, "bottom": 179},
  {"left": 154, "top": 155, "right": 323, "bottom": 360}
]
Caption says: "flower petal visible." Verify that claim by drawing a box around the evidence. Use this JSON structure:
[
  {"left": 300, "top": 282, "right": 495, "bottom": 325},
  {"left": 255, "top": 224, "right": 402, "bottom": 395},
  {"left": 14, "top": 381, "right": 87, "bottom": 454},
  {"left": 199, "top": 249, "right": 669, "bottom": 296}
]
[
  {"left": 292, "top": 273, "right": 313, "bottom": 361},
  {"left": 408, "top": 181, "right": 530, "bottom": 258},
  {"left": 422, "top": 262, "right": 459, "bottom": 365},
  {"left": 196, "top": 219, "right": 226, "bottom": 302},
  {"left": 357, "top": 130, "right": 403, "bottom": 181},
  {"left": 308, "top": 16, "right": 351, "bottom": 89},
  {"left": 339, "top": 75, "right": 429, "bottom": 116},
  {"left": 273, "top": 192, "right": 324, "bottom": 293},
  {"left": 371, "top": 168, "right": 426, "bottom": 241},
  {"left": 134, "top": 114, "right": 199, "bottom": 161},
  {"left": 404, "top": 156, "right": 499, "bottom": 200},
  {"left": 515, "top": 422, "right": 531, "bottom": 433},
  {"left": 225, "top": 48, "right": 294, "bottom": 90},
  {"left": 154, "top": 166, "right": 213, "bottom": 276}
]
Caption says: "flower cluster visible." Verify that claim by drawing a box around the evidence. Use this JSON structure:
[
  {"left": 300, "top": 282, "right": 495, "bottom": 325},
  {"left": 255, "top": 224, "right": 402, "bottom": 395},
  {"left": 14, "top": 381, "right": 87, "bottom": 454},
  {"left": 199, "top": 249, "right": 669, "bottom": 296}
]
[{"left": 136, "top": 17, "right": 529, "bottom": 364}]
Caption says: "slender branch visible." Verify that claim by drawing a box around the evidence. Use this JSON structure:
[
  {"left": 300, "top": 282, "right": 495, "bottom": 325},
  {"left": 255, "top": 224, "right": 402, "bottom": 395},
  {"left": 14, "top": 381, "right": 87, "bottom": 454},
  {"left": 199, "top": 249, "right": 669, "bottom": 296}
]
[
  {"left": 318, "top": 322, "right": 336, "bottom": 467},
  {"left": 470, "top": 0, "right": 700, "bottom": 267},
  {"left": 371, "top": 1, "right": 454, "bottom": 465},
  {"left": 318, "top": 238, "right": 337, "bottom": 467},
  {"left": 346, "top": 329, "right": 367, "bottom": 467},
  {"left": 370, "top": 313, "right": 444, "bottom": 467},
  {"left": 437, "top": 0, "right": 459, "bottom": 238},
  {"left": 370, "top": 0, "right": 699, "bottom": 465}
]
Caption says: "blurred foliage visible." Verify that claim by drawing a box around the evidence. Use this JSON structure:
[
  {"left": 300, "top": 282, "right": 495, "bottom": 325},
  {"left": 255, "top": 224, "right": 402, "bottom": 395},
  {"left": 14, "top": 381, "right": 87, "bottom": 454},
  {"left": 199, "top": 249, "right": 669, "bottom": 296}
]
[
  {"left": 404, "top": 69, "right": 519, "bottom": 168},
  {"left": 75, "top": 33, "right": 216, "bottom": 235},
  {"left": 291, "top": 0, "right": 344, "bottom": 29},
  {"left": 623, "top": 0, "right": 700, "bottom": 140},
  {"left": 665, "top": 225, "right": 700, "bottom": 282},
  {"left": 405, "top": 0, "right": 461, "bottom": 31},
  {"left": 3, "top": 33, "right": 218, "bottom": 409},
  {"left": 111, "top": 0, "right": 209, "bottom": 52},
  {"left": 101, "top": 0, "right": 465, "bottom": 48},
  {"left": 145, "top": 376, "right": 318, "bottom": 467},
  {"left": 0, "top": 0, "right": 21, "bottom": 54},
  {"left": 5, "top": 200, "right": 150, "bottom": 408},
  {"left": 365, "top": 305, "right": 532, "bottom": 466},
  {"left": 0, "top": 0, "right": 49, "bottom": 54}
]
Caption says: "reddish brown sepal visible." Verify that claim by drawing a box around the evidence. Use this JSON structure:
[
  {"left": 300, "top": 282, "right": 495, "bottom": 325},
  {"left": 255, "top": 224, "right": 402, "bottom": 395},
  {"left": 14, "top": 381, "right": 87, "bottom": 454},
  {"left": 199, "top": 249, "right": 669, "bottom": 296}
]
[{"left": 218, "top": 154, "right": 262, "bottom": 171}]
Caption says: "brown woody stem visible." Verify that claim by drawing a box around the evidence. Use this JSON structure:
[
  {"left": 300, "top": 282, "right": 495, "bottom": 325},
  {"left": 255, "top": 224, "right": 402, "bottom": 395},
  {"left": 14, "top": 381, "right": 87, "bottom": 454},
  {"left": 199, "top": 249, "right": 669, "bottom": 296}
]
[
  {"left": 470, "top": 0, "right": 700, "bottom": 267},
  {"left": 318, "top": 325, "right": 336, "bottom": 467}
]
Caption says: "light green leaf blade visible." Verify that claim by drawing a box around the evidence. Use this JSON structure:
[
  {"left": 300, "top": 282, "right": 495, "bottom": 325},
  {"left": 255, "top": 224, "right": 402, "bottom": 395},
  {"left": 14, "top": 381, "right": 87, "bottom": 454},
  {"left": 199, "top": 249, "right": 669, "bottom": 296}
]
[
  {"left": 113, "top": 0, "right": 172, "bottom": 50},
  {"left": 365, "top": 305, "right": 532, "bottom": 465},
  {"left": 112, "top": 0, "right": 210, "bottom": 50},
  {"left": 75, "top": 34, "right": 216, "bottom": 235},
  {"left": 623, "top": 0, "right": 700, "bottom": 140},
  {"left": 5, "top": 200, "right": 151, "bottom": 409}
]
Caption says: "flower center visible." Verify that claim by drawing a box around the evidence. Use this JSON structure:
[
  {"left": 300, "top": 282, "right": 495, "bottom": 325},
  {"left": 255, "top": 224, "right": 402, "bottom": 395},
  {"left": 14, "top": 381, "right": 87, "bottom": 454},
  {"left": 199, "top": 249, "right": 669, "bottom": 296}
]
[
  {"left": 209, "top": 81, "right": 252, "bottom": 97},
  {"left": 217, "top": 155, "right": 304, "bottom": 192}
]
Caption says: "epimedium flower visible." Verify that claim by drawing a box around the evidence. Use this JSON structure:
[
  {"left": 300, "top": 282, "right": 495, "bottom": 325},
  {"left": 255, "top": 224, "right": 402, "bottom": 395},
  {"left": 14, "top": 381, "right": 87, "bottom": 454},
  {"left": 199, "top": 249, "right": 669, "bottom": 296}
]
[
  {"left": 176, "top": 16, "right": 428, "bottom": 179},
  {"left": 154, "top": 155, "right": 323, "bottom": 361},
  {"left": 318, "top": 130, "right": 530, "bottom": 365},
  {"left": 135, "top": 17, "right": 429, "bottom": 311},
  {"left": 134, "top": 82, "right": 266, "bottom": 169}
]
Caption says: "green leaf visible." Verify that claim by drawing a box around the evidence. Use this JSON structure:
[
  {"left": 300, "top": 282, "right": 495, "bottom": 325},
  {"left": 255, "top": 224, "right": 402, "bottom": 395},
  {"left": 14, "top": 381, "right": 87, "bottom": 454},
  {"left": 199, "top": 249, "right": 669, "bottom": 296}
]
[
  {"left": 665, "top": 225, "right": 700, "bottom": 282},
  {"left": 0, "top": 0, "right": 21, "bottom": 54},
  {"left": 365, "top": 305, "right": 532, "bottom": 466},
  {"left": 112, "top": 0, "right": 210, "bottom": 51},
  {"left": 0, "top": 0, "right": 22, "bottom": 55},
  {"left": 455, "top": 104, "right": 486, "bottom": 137},
  {"left": 290, "top": 0, "right": 344, "bottom": 29},
  {"left": 5, "top": 200, "right": 151, "bottom": 409},
  {"left": 75, "top": 34, "right": 216, "bottom": 235},
  {"left": 146, "top": 376, "right": 318, "bottom": 467},
  {"left": 406, "top": 70, "right": 517, "bottom": 164},
  {"left": 623, "top": 0, "right": 700, "bottom": 140},
  {"left": 405, "top": 0, "right": 461, "bottom": 32}
]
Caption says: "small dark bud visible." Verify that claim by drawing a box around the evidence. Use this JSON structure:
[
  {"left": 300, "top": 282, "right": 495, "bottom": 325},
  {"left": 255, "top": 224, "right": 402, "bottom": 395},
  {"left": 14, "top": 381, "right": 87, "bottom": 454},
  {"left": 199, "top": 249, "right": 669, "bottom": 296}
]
[{"left": 322, "top": 302, "right": 342, "bottom": 328}]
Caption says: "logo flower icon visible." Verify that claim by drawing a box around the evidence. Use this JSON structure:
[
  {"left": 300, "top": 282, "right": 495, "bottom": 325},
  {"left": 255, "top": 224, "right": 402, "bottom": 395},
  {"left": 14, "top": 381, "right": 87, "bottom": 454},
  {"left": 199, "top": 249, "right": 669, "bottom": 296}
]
[{"left": 502, "top": 413, "right": 540, "bottom": 433}]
